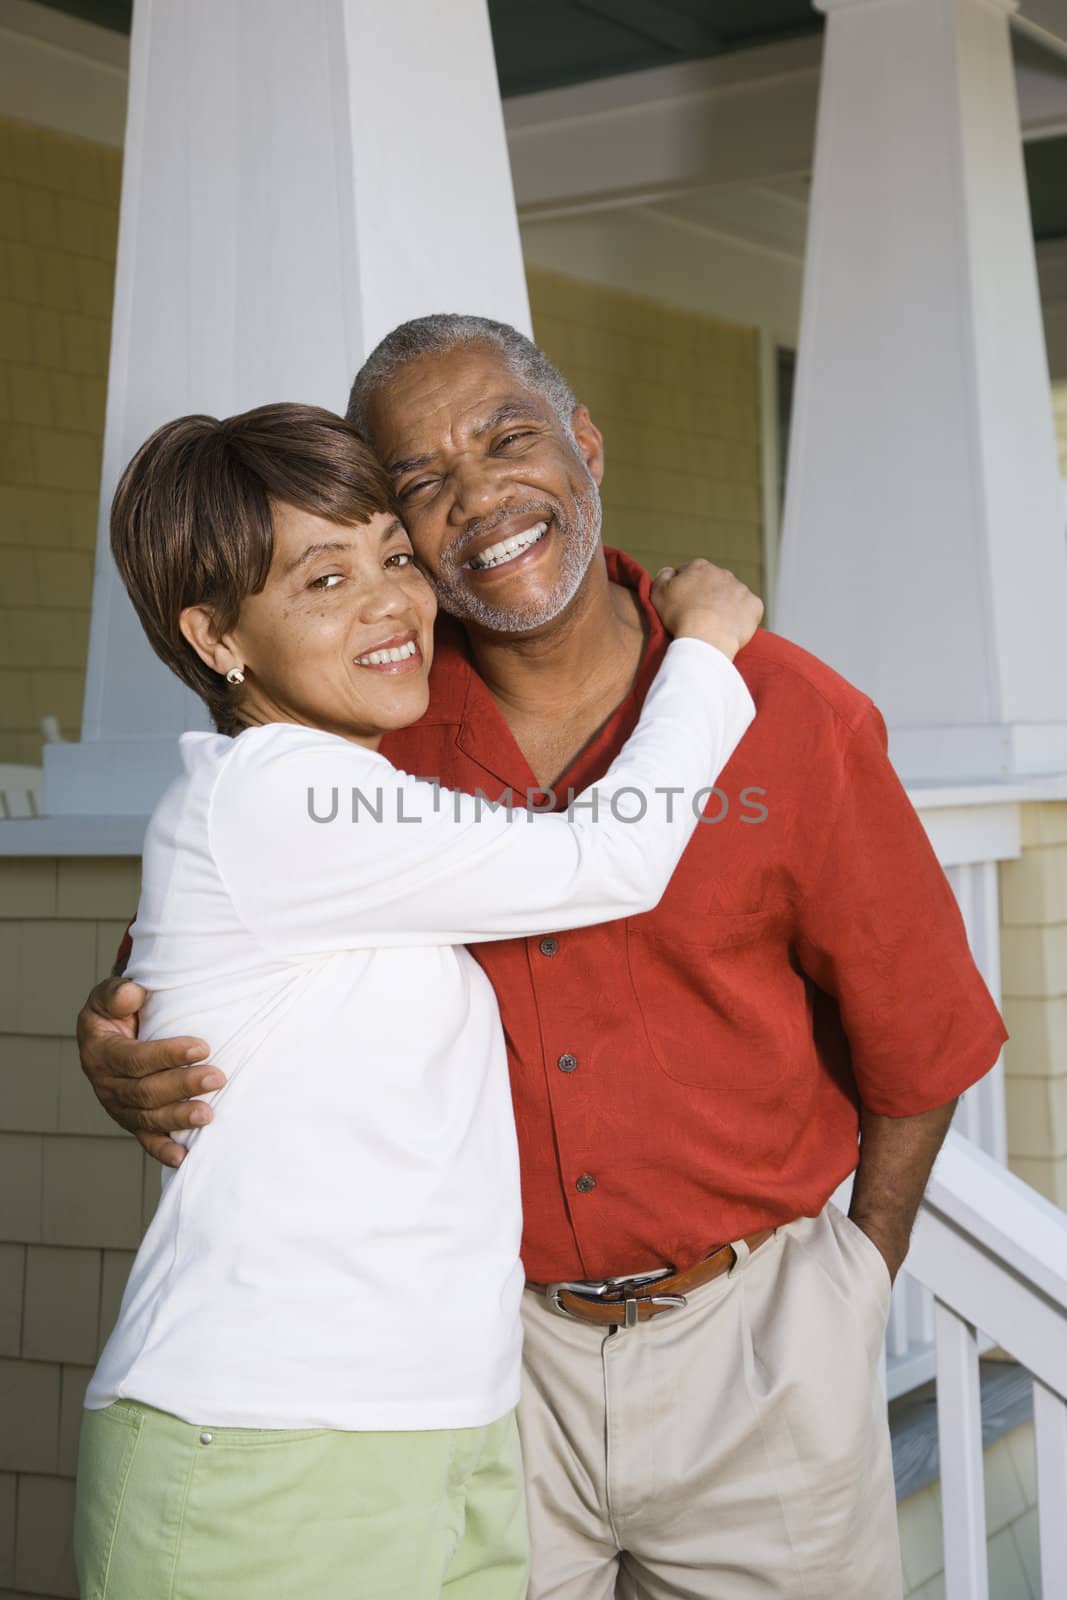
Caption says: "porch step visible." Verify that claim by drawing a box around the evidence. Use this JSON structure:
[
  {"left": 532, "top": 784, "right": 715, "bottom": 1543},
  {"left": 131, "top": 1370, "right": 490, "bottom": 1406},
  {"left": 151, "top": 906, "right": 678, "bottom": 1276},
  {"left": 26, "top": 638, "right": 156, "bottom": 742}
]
[{"left": 890, "top": 1357, "right": 1034, "bottom": 1501}]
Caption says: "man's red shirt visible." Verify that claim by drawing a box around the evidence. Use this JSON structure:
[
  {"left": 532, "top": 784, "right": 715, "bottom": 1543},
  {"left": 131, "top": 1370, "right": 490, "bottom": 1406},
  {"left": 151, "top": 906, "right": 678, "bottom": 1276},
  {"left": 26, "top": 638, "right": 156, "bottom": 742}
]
[
  {"left": 379, "top": 549, "right": 1007, "bottom": 1283},
  {"left": 116, "top": 549, "right": 1007, "bottom": 1282}
]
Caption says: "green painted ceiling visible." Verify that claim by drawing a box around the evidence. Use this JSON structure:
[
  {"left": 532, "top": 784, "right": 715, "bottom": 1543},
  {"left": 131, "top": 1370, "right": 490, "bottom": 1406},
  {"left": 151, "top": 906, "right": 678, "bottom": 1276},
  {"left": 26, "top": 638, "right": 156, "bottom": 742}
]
[
  {"left": 1025, "top": 134, "right": 1067, "bottom": 241},
  {"left": 37, "top": 0, "right": 130, "bottom": 29},
  {"left": 35, "top": 0, "right": 824, "bottom": 92},
  {"left": 29, "top": 0, "right": 1067, "bottom": 242},
  {"left": 487, "top": 0, "right": 822, "bottom": 96}
]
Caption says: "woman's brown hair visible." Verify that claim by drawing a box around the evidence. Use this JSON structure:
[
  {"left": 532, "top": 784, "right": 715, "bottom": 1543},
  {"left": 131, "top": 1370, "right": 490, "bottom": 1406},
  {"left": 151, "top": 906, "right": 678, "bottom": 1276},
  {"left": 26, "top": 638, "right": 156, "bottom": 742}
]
[{"left": 110, "top": 403, "right": 400, "bottom": 735}]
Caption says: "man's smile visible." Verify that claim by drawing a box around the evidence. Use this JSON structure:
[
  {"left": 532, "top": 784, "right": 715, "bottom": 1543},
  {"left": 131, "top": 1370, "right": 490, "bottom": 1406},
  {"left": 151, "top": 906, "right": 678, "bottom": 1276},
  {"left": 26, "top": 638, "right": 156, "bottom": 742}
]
[{"left": 460, "top": 512, "right": 556, "bottom": 582}]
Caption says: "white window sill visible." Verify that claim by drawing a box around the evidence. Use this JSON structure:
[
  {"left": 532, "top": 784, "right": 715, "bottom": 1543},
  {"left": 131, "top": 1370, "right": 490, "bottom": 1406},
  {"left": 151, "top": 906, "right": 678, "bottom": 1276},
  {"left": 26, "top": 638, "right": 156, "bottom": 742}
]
[{"left": 0, "top": 816, "right": 147, "bottom": 856}]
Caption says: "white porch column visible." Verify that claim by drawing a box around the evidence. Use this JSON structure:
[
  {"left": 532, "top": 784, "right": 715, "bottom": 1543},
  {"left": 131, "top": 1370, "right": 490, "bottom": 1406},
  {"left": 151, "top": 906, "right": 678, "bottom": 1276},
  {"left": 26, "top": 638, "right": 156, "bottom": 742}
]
[
  {"left": 46, "top": 0, "right": 529, "bottom": 818},
  {"left": 776, "top": 0, "right": 1067, "bottom": 782}
]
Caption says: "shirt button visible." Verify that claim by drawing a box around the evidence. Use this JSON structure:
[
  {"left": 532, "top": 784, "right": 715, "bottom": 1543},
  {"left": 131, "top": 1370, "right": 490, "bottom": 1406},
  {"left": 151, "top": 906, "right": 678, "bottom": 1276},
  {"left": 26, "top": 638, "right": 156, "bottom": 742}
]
[
  {"left": 576, "top": 1174, "right": 597, "bottom": 1194},
  {"left": 199, "top": 1431, "right": 213, "bottom": 1445},
  {"left": 557, "top": 1052, "right": 578, "bottom": 1073},
  {"left": 539, "top": 936, "right": 559, "bottom": 957}
]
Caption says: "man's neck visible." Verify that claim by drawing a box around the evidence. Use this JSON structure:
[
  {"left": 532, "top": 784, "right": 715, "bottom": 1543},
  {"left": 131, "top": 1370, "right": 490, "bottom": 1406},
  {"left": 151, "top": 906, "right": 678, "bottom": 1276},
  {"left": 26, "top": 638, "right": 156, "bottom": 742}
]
[{"left": 464, "top": 549, "right": 647, "bottom": 727}]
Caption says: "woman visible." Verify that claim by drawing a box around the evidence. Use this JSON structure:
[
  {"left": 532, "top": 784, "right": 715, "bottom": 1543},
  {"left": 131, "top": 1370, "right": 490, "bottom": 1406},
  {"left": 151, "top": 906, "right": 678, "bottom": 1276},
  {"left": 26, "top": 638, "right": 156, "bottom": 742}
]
[{"left": 74, "top": 403, "right": 761, "bottom": 1600}]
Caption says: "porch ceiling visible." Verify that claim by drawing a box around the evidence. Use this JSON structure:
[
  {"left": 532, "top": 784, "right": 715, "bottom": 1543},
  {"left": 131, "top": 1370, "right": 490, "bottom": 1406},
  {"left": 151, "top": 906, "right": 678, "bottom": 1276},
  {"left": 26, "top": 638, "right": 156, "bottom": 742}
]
[
  {"left": 487, "top": 0, "right": 822, "bottom": 96},
  {"left": 27, "top": 0, "right": 1067, "bottom": 242},
  {"left": 1027, "top": 133, "right": 1067, "bottom": 240},
  {"left": 32, "top": 0, "right": 825, "bottom": 92}
]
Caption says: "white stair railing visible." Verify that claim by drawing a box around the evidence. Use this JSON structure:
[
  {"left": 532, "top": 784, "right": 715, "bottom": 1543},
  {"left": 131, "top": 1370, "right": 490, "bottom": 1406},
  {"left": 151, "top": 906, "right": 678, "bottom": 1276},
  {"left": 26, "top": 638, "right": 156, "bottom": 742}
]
[
  {"left": 934, "top": 1301, "right": 988, "bottom": 1600},
  {"left": 907, "top": 1132, "right": 1067, "bottom": 1599}
]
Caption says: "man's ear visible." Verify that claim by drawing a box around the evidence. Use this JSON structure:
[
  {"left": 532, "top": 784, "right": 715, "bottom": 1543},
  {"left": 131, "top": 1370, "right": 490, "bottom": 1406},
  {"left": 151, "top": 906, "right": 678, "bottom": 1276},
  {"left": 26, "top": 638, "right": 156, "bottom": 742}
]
[
  {"left": 570, "top": 404, "right": 605, "bottom": 487},
  {"left": 180, "top": 605, "right": 240, "bottom": 678}
]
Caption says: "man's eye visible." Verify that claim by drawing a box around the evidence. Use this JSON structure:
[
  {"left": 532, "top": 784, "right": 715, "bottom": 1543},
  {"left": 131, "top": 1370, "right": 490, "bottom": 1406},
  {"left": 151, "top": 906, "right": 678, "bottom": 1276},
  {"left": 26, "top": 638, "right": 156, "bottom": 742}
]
[
  {"left": 401, "top": 478, "right": 436, "bottom": 500},
  {"left": 384, "top": 552, "right": 413, "bottom": 569},
  {"left": 497, "top": 430, "right": 533, "bottom": 449},
  {"left": 309, "top": 573, "right": 343, "bottom": 590}
]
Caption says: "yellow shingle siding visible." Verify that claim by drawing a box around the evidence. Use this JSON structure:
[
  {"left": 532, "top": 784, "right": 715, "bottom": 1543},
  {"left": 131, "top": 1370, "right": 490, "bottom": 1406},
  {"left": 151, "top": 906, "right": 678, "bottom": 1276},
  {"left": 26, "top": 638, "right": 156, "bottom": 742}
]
[
  {"left": 0, "top": 116, "right": 119, "bottom": 766},
  {"left": 0, "top": 855, "right": 147, "bottom": 1597},
  {"left": 1000, "top": 802, "right": 1067, "bottom": 1208},
  {"left": 527, "top": 267, "right": 764, "bottom": 595},
  {"left": 1052, "top": 381, "right": 1067, "bottom": 478}
]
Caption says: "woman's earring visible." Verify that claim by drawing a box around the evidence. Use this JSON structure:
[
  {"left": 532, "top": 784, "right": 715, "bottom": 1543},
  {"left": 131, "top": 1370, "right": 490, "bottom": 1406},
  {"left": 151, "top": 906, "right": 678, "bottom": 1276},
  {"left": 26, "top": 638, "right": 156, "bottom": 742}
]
[{"left": 226, "top": 667, "right": 245, "bottom": 686}]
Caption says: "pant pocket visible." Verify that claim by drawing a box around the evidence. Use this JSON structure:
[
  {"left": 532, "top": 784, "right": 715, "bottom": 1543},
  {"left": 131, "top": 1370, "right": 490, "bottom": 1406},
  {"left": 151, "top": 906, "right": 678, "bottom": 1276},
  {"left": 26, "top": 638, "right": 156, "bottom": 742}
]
[
  {"left": 832, "top": 1206, "right": 893, "bottom": 1321},
  {"left": 74, "top": 1405, "right": 145, "bottom": 1600},
  {"left": 737, "top": 1222, "right": 900, "bottom": 1597}
]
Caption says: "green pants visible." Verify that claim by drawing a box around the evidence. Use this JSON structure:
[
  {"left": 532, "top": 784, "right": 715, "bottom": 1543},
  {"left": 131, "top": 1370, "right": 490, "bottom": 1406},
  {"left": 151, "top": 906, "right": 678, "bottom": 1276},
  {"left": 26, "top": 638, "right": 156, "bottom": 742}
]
[{"left": 74, "top": 1401, "right": 529, "bottom": 1600}]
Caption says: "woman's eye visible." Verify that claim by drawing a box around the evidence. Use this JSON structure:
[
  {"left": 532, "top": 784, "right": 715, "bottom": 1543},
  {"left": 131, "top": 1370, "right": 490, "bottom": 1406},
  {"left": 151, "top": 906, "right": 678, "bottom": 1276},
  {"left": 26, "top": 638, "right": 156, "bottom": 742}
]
[
  {"left": 385, "top": 551, "right": 413, "bottom": 569},
  {"left": 309, "top": 573, "right": 343, "bottom": 591}
]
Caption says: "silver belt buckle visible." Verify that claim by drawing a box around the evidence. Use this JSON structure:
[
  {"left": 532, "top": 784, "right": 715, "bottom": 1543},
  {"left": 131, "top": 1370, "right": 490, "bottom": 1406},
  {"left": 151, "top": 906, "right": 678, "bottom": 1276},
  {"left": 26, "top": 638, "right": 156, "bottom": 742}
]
[{"left": 545, "top": 1267, "right": 687, "bottom": 1327}]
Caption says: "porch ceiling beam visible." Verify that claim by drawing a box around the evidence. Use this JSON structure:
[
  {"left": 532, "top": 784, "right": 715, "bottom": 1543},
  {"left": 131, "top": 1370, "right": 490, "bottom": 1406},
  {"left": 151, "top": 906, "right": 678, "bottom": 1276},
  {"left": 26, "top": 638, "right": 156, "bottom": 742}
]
[
  {"left": 1014, "top": 30, "right": 1067, "bottom": 138},
  {"left": 0, "top": 0, "right": 128, "bottom": 147},
  {"left": 504, "top": 29, "right": 1067, "bottom": 218},
  {"left": 1015, "top": 0, "right": 1067, "bottom": 60},
  {"left": 504, "top": 36, "right": 822, "bottom": 216}
]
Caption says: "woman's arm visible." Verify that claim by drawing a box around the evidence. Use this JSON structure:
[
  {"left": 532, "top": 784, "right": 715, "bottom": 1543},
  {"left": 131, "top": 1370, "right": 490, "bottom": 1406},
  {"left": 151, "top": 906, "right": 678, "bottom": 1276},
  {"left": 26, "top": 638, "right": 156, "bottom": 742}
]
[{"left": 209, "top": 638, "right": 754, "bottom": 954}]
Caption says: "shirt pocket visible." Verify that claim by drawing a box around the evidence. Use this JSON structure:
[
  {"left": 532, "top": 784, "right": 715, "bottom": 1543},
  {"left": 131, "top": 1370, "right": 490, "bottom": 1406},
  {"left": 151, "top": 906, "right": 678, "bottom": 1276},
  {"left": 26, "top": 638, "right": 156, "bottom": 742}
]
[{"left": 624, "top": 911, "right": 794, "bottom": 1090}]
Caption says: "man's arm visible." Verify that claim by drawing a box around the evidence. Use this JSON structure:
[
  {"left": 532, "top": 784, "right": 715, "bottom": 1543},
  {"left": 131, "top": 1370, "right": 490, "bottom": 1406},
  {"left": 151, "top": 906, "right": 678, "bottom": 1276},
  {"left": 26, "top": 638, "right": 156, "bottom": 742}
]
[
  {"left": 77, "top": 977, "right": 224, "bottom": 1169},
  {"left": 791, "top": 701, "right": 1005, "bottom": 1278},
  {"left": 849, "top": 1099, "right": 957, "bottom": 1282}
]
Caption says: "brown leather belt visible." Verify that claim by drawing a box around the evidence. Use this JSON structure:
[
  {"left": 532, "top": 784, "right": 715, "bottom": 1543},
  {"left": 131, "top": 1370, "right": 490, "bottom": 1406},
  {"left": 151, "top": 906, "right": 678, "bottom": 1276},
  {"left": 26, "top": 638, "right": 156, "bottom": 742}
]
[{"left": 530, "top": 1229, "right": 775, "bottom": 1328}]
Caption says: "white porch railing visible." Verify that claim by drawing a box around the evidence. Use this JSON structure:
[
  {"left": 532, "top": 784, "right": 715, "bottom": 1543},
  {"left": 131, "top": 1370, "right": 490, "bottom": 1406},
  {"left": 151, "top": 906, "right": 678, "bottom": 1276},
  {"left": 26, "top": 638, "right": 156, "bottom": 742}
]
[
  {"left": 907, "top": 1133, "right": 1067, "bottom": 1599},
  {"left": 946, "top": 860, "right": 1007, "bottom": 1165},
  {"left": 0, "top": 763, "right": 43, "bottom": 820},
  {"left": 847, "top": 791, "right": 1022, "bottom": 1401},
  {"left": 873, "top": 784, "right": 1067, "bottom": 1595}
]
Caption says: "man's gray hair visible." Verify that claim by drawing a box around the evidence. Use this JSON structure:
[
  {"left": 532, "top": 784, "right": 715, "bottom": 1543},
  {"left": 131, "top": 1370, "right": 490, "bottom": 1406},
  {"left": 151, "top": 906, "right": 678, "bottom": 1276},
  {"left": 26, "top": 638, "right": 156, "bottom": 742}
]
[{"left": 346, "top": 313, "right": 578, "bottom": 441}]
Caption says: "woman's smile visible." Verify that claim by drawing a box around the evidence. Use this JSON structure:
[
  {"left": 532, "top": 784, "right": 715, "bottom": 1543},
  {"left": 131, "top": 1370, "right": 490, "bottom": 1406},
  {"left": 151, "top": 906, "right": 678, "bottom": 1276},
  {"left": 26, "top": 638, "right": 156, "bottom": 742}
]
[{"left": 352, "top": 629, "right": 424, "bottom": 672}]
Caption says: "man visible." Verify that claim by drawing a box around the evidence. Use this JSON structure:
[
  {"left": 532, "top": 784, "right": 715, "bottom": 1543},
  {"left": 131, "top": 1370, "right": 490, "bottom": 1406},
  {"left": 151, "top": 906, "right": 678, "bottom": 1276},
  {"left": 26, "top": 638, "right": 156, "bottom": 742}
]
[{"left": 78, "top": 314, "right": 1006, "bottom": 1599}]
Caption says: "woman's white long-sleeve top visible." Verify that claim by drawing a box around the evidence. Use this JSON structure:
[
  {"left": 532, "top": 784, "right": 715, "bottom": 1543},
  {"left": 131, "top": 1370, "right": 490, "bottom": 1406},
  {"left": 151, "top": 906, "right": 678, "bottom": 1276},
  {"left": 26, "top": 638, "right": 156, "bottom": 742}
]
[{"left": 86, "top": 639, "right": 754, "bottom": 1430}]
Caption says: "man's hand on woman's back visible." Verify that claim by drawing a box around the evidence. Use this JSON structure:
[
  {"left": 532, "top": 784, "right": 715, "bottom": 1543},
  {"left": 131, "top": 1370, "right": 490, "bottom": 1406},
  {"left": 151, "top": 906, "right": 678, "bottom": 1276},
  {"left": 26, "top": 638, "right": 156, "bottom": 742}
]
[{"left": 76, "top": 979, "right": 225, "bottom": 1168}]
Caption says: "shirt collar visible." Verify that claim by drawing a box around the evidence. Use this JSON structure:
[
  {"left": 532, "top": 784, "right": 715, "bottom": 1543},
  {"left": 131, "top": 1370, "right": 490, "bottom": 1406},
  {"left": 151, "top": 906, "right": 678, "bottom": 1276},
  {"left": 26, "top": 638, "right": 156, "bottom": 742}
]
[
  {"left": 409, "top": 546, "right": 668, "bottom": 792},
  {"left": 417, "top": 547, "right": 666, "bottom": 725}
]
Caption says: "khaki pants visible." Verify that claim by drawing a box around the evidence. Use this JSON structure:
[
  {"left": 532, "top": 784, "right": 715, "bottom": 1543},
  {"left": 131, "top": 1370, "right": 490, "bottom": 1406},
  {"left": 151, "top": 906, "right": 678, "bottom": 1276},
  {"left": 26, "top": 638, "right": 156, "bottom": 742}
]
[{"left": 518, "top": 1205, "right": 903, "bottom": 1600}]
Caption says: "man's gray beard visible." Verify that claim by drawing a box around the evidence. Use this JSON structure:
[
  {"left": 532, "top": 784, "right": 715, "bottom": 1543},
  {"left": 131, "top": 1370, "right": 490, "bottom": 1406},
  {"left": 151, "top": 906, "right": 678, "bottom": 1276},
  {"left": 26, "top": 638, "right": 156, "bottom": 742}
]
[{"left": 429, "top": 475, "right": 603, "bottom": 635}]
